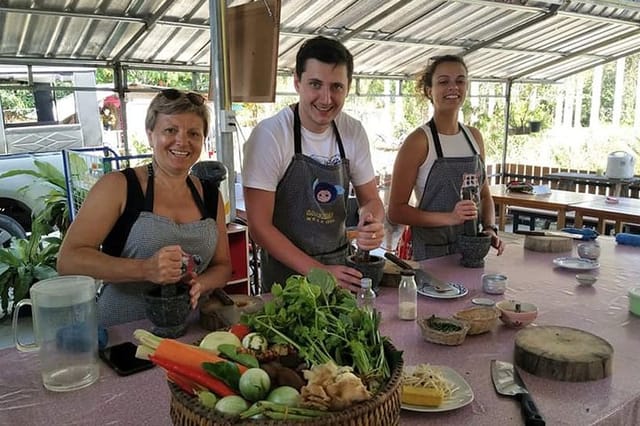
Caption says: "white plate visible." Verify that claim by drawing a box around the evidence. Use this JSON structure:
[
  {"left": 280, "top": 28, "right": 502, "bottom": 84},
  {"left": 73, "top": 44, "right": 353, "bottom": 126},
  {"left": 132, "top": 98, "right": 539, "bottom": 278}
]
[
  {"left": 553, "top": 257, "right": 600, "bottom": 271},
  {"left": 418, "top": 282, "right": 468, "bottom": 299},
  {"left": 401, "top": 365, "right": 474, "bottom": 412}
]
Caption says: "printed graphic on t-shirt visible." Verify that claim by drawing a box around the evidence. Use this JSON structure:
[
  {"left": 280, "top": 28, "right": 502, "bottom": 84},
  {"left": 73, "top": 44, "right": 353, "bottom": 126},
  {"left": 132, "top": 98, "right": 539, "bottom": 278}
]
[{"left": 305, "top": 178, "right": 345, "bottom": 224}]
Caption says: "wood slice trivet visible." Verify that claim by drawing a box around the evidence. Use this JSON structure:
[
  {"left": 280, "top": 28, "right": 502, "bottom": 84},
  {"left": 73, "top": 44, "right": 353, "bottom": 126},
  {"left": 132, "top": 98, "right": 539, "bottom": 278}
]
[
  {"left": 524, "top": 235, "right": 572, "bottom": 252},
  {"left": 514, "top": 326, "right": 613, "bottom": 381}
]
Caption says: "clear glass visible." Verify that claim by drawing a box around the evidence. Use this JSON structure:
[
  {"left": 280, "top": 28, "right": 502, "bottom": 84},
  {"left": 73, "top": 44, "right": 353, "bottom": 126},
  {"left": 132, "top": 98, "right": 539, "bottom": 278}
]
[
  {"left": 357, "top": 277, "right": 376, "bottom": 311},
  {"left": 398, "top": 273, "right": 417, "bottom": 320}
]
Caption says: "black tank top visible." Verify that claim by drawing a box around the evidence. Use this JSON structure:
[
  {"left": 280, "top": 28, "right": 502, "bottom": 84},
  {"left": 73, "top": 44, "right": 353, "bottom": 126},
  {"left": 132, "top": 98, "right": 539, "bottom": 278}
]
[{"left": 101, "top": 167, "right": 219, "bottom": 256}]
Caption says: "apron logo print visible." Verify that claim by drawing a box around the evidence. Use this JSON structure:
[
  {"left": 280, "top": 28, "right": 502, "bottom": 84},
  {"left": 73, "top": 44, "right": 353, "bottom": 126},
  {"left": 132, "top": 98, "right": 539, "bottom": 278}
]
[{"left": 312, "top": 178, "right": 344, "bottom": 204}]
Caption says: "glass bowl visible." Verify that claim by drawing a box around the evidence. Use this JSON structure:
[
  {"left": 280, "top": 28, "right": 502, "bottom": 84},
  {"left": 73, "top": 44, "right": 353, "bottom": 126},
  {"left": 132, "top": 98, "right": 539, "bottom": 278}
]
[{"left": 575, "top": 273, "right": 597, "bottom": 286}]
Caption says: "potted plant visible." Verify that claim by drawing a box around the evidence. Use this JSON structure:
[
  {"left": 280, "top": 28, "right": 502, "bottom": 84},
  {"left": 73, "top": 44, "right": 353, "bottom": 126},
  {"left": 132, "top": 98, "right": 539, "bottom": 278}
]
[{"left": 0, "top": 218, "right": 60, "bottom": 320}]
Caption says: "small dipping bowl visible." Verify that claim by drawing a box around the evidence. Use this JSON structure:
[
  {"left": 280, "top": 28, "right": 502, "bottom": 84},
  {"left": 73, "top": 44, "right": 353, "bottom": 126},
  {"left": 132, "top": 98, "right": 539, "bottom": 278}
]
[
  {"left": 629, "top": 287, "right": 640, "bottom": 316},
  {"left": 575, "top": 273, "right": 597, "bottom": 286},
  {"left": 495, "top": 300, "right": 538, "bottom": 328},
  {"left": 482, "top": 274, "right": 507, "bottom": 295}
]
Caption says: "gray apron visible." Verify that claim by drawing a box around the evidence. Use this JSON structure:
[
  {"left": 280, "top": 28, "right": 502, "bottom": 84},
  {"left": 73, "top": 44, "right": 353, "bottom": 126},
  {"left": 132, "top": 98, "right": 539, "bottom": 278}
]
[
  {"left": 262, "top": 104, "right": 350, "bottom": 292},
  {"left": 411, "top": 119, "right": 485, "bottom": 261},
  {"left": 97, "top": 165, "right": 217, "bottom": 327}
]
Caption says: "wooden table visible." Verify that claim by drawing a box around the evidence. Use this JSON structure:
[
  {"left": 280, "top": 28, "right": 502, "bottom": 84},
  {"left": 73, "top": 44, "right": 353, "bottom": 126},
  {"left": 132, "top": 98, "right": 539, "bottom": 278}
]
[
  {"left": 489, "top": 185, "right": 601, "bottom": 231},
  {"left": 571, "top": 196, "right": 640, "bottom": 234},
  {"left": 3, "top": 236, "right": 640, "bottom": 425}
]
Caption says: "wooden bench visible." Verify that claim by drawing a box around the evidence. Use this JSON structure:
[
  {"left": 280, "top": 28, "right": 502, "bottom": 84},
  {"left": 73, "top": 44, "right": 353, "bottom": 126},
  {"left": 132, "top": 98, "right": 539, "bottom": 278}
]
[{"left": 509, "top": 207, "right": 621, "bottom": 234}]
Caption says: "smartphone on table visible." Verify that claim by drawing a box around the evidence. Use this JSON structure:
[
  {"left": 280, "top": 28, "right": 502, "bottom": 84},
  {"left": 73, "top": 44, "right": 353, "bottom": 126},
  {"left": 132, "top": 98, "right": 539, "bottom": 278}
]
[{"left": 99, "top": 341, "right": 155, "bottom": 376}]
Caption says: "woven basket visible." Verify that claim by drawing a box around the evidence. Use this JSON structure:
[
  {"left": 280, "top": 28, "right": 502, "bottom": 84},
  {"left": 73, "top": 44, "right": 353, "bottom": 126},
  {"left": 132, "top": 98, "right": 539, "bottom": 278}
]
[
  {"left": 168, "top": 344, "right": 403, "bottom": 426},
  {"left": 453, "top": 307, "right": 499, "bottom": 335},
  {"left": 418, "top": 316, "right": 469, "bottom": 346}
]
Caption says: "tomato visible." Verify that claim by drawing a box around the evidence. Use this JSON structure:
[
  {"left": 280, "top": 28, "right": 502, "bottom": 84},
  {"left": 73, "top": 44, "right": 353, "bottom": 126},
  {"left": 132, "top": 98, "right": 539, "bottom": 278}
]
[{"left": 229, "top": 323, "right": 251, "bottom": 340}]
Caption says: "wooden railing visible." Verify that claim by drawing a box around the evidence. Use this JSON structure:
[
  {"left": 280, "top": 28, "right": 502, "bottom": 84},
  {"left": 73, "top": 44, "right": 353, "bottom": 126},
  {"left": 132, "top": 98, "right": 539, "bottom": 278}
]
[{"left": 486, "top": 163, "right": 640, "bottom": 198}]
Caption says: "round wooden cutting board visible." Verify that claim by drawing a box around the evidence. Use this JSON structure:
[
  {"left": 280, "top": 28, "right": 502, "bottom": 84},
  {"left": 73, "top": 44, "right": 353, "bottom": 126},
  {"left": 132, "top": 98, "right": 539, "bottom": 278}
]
[
  {"left": 514, "top": 326, "right": 613, "bottom": 381},
  {"left": 524, "top": 235, "right": 573, "bottom": 252}
]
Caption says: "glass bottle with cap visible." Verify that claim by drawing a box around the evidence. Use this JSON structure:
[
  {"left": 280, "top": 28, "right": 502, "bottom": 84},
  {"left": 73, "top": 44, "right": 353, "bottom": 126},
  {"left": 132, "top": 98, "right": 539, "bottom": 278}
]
[
  {"left": 398, "top": 269, "right": 417, "bottom": 320},
  {"left": 357, "top": 277, "right": 376, "bottom": 311}
]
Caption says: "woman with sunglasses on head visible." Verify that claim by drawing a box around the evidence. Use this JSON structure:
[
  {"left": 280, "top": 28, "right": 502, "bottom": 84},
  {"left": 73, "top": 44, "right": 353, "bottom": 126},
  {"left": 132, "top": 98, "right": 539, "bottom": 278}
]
[
  {"left": 387, "top": 55, "right": 504, "bottom": 261},
  {"left": 57, "top": 89, "right": 232, "bottom": 327}
]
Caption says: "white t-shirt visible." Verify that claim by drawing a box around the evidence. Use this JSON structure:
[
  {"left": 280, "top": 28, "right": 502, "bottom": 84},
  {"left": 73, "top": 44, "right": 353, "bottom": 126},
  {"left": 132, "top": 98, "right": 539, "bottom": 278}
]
[
  {"left": 413, "top": 124, "right": 481, "bottom": 203},
  {"left": 242, "top": 107, "right": 375, "bottom": 191}
]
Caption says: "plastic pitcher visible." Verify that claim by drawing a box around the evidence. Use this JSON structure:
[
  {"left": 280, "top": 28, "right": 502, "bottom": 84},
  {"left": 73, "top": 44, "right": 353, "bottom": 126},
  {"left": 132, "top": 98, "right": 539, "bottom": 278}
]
[{"left": 12, "top": 275, "right": 99, "bottom": 392}]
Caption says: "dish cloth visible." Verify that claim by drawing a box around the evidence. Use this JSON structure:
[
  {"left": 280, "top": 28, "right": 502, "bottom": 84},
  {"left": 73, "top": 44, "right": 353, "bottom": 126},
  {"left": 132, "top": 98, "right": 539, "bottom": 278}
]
[
  {"left": 560, "top": 227, "right": 599, "bottom": 241},
  {"left": 615, "top": 233, "right": 640, "bottom": 247}
]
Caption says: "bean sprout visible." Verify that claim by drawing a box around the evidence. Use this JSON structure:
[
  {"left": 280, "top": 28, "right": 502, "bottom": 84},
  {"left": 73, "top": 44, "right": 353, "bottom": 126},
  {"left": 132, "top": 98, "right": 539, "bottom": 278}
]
[{"left": 402, "top": 364, "right": 459, "bottom": 399}]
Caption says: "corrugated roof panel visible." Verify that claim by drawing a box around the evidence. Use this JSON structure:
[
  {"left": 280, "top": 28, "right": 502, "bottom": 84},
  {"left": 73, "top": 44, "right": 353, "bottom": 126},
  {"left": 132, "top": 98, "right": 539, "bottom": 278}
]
[
  {"left": 592, "top": 33, "right": 640, "bottom": 57},
  {"left": 121, "top": 25, "right": 207, "bottom": 65},
  {"left": 0, "top": 0, "right": 639, "bottom": 82}
]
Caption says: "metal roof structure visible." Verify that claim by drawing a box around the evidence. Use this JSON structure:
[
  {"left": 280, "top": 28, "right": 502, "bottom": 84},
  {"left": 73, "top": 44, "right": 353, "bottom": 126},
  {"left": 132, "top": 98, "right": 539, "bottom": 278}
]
[{"left": 1, "top": 0, "right": 640, "bottom": 84}]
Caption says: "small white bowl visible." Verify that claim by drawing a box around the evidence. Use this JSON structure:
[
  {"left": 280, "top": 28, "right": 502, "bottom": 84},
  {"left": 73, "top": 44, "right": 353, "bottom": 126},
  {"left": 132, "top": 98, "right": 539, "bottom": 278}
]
[{"left": 575, "top": 273, "right": 597, "bottom": 286}]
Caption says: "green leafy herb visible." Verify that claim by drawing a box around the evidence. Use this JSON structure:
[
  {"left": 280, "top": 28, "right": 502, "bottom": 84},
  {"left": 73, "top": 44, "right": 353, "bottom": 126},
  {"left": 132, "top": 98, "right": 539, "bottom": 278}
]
[
  {"left": 243, "top": 268, "right": 397, "bottom": 390},
  {"left": 427, "top": 315, "right": 462, "bottom": 333}
]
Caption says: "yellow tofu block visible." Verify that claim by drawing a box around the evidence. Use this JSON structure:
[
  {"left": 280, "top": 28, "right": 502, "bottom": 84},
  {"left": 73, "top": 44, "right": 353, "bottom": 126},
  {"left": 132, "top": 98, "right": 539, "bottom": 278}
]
[{"left": 401, "top": 385, "right": 444, "bottom": 407}]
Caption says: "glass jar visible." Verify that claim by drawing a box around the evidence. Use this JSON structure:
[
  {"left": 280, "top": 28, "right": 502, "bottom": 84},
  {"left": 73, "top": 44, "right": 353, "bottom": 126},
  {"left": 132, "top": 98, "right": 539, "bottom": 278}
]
[{"left": 398, "top": 270, "right": 417, "bottom": 320}]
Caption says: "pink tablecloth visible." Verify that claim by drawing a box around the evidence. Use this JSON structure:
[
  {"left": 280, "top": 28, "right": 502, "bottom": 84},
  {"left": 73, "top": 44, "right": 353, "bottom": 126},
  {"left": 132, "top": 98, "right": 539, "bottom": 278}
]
[
  {"left": 1, "top": 235, "right": 639, "bottom": 425},
  {"left": 390, "top": 235, "right": 640, "bottom": 425}
]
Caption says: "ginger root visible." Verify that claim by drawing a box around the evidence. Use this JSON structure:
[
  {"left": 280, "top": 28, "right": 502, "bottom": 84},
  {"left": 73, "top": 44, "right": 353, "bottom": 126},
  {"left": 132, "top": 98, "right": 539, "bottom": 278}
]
[{"left": 300, "top": 361, "right": 371, "bottom": 411}]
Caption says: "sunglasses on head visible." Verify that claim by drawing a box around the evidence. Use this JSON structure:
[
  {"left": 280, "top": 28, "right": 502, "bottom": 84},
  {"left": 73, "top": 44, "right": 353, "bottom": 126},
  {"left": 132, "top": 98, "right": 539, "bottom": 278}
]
[{"left": 160, "top": 88, "right": 205, "bottom": 106}]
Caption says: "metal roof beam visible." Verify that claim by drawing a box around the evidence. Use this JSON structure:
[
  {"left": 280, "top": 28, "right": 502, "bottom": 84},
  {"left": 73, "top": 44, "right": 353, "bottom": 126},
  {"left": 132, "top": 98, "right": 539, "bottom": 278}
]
[
  {"left": 0, "top": 5, "right": 144, "bottom": 24},
  {"left": 280, "top": 29, "right": 570, "bottom": 58},
  {"left": 0, "top": 4, "right": 211, "bottom": 30}
]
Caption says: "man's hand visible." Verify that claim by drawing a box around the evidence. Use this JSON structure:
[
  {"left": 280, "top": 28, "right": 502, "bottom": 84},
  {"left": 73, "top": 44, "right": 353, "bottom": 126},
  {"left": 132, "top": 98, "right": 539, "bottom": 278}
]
[
  {"left": 325, "top": 264, "right": 363, "bottom": 293},
  {"left": 355, "top": 212, "right": 384, "bottom": 251}
]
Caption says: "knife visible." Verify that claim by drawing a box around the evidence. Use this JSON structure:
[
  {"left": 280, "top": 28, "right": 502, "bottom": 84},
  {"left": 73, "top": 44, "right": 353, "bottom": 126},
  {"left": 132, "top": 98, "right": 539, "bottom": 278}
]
[
  {"left": 383, "top": 252, "right": 453, "bottom": 292},
  {"left": 514, "top": 230, "right": 583, "bottom": 239},
  {"left": 491, "top": 360, "right": 545, "bottom": 426}
]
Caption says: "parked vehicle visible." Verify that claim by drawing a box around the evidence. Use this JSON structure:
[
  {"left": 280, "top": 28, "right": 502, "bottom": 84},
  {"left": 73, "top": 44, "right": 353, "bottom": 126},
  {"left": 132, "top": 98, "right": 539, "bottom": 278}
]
[
  {"left": 0, "top": 66, "right": 104, "bottom": 245},
  {"left": 0, "top": 152, "right": 65, "bottom": 244}
]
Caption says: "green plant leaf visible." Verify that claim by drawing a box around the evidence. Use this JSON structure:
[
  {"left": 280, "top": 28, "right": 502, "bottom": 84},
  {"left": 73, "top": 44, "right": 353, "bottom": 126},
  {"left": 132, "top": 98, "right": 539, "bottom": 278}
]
[
  {"left": 0, "top": 158, "right": 72, "bottom": 236},
  {"left": 33, "top": 160, "right": 66, "bottom": 189},
  {"left": 33, "top": 265, "right": 57, "bottom": 281}
]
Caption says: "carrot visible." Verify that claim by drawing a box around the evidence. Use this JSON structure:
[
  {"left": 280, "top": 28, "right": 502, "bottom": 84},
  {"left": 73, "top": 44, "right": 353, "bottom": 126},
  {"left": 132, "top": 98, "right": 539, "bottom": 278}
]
[
  {"left": 150, "top": 354, "right": 236, "bottom": 397},
  {"left": 167, "top": 371, "right": 202, "bottom": 396},
  {"left": 133, "top": 329, "right": 248, "bottom": 374}
]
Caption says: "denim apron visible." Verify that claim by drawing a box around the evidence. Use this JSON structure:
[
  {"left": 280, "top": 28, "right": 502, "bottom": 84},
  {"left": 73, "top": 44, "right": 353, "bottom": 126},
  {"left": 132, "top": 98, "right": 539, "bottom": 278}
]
[
  {"left": 97, "top": 164, "right": 217, "bottom": 327},
  {"left": 261, "top": 104, "right": 350, "bottom": 291},
  {"left": 411, "top": 119, "right": 485, "bottom": 261}
]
